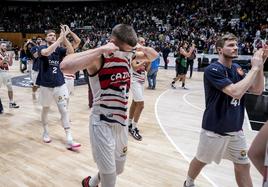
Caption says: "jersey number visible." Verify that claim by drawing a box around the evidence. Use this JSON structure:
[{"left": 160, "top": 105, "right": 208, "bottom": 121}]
[
  {"left": 231, "top": 98, "right": 241, "bottom": 107},
  {"left": 52, "top": 67, "right": 57, "bottom": 74},
  {"left": 119, "top": 85, "right": 127, "bottom": 95}
]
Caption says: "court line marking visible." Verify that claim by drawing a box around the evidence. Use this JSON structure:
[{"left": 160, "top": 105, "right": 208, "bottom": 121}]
[{"left": 155, "top": 89, "right": 219, "bottom": 187}]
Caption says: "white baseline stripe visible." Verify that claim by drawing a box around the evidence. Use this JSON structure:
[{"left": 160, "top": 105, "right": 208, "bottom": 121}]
[{"left": 155, "top": 89, "right": 219, "bottom": 187}]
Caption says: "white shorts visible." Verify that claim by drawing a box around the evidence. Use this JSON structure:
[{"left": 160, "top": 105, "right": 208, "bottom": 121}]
[
  {"left": 131, "top": 81, "right": 144, "bottom": 102},
  {"left": 31, "top": 70, "right": 39, "bottom": 86},
  {"left": 27, "top": 61, "right": 32, "bottom": 80},
  {"left": 0, "top": 71, "right": 12, "bottom": 90},
  {"left": 196, "top": 129, "right": 249, "bottom": 164},
  {"left": 39, "top": 84, "right": 69, "bottom": 107},
  {"left": 89, "top": 113, "right": 128, "bottom": 174},
  {"left": 65, "top": 77, "right": 74, "bottom": 96}
]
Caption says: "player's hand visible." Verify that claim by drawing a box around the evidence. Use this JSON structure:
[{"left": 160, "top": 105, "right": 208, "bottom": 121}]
[
  {"left": 101, "top": 42, "right": 119, "bottom": 54},
  {"left": 58, "top": 28, "right": 65, "bottom": 42},
  {"left": 61, "top": 24, "right": 71, "bottom": 36},
  {"left": 251, "top": 49, "right": 264, "bottom": 70}
]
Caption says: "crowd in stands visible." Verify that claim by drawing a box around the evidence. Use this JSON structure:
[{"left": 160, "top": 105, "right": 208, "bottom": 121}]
[{"left": 0, "top": 0, "right": 267, "bottom": 54}]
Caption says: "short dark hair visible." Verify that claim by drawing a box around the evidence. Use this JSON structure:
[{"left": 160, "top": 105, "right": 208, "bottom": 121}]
[
  {"left": 111, "top": 24, "right": 137, "bottom": 47},
  {"left": 45, "top": 29, "right": 56, "bottom": 36},
  {"left": 216, "top": 33, "right": 237, "bottom": 49}
]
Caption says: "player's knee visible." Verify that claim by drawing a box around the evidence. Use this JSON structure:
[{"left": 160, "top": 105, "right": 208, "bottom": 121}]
[
  {"left": 7, "top": 83, "right": 12, "bottom": 91},
  {"left": 137, "top": 101, "right": 144, "bottom": 109},
  {"left": 116, "top": 160, "right": 125, "bottom": 175}
]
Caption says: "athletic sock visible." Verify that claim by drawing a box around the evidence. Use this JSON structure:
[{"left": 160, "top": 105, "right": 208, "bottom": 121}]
[
  {"left": 132, "top": 121, "right": 137, "bottom": 129},
  {"left": 185, "top": 176, "right": 194, "bottom": 186},
  {"left": 89, "top": 173, "right": 100, "bottom": 187},
  {"left": 128, "top": 118, "right": 132, "bottom": 126},
  {"left": 65, "top": 128, "right": 73, "bottom": 144}
]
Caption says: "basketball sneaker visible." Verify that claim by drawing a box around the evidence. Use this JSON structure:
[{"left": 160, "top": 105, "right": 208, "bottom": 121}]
[
  {"left": 43, "top": 132, "right": 51, "bottom": 143},
  {"left": 82, "top": 176, "right": 98, "bottom": 187},
  {"left": 9, "top": 102, "right": 19, "bottom": 108},
  {"left": 130, "top": 127, "right": 142, "bottom": 141},
  {"left": 66, "top": 141, "right": 81, "bottom": 151},
  {"left": 183, "top": 181, "right": 195, "bottom": 187},
  {"left": 171, "top": 83, "right": 176, "bottom": 89}
]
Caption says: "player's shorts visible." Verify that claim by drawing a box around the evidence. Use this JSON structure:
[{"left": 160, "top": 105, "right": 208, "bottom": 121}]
[
  {"left": 0, "top": 70, "right": 12, "bottom": 90},
  {"left": 196, "top": 129, "right": 249, "bottom": 164},
  {"left": 131, "top": 81, "right": 144, "bottom": 102},
  {"left": 31, "top": 70, "right": 39, "bottom": 86},
  {"left": 39, "top": 84, "right": 69, "bottom": 107},
  {"left": 176, "top": 63, "right": 187, "bottom": 75},
  {"left": 89, "top": 113, "right": 128, "bottom": 174},
  {"left": 64, "top": 77, "right": 74, "bottom": 96}
]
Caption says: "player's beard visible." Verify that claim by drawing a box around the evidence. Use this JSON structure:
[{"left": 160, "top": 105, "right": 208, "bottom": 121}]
[{"left": 223, "top": 51, "right": 238, "bottom": 59}]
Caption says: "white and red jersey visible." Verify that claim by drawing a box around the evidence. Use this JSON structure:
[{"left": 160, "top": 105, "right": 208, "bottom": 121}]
[
  {"left": 0, "top": 52, "right": 10, "bottom": 71},
  {"left": 131, "top": 61, "right": 146, "bottom": 84},
  {"left": 89, "top": 51, "right": 135, "bottom": 126}
]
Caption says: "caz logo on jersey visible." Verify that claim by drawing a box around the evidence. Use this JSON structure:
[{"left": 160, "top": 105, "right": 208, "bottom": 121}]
[
  {"left": 111, "top": 72, "right": 130, "bottom": 81},
  {"left": 49, "top": 60, "right": 59, "bottom": 66}
]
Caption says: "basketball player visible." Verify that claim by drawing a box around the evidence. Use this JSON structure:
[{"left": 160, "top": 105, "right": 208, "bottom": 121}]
[
  {"left": 0, "top": 42, "right": 19, "bottom": 108},
  {"left": 248, "top": 121, "right": 268, "bottom": 177},
  {"left": 61, "top": 24, "right": 145, "bottom": 187},
  {"left": 29, "top": 36, "right": 43, "bottom": 99},
  {"left": 62, "top": 25, "right": 81, "bottom": 103},
  {"left": 36, "top": 26, "right": 80, "bottom": 151},
  {"left": 128, "top": 37, "right": 158, "bottom": 141},
  {"left": 171, "top": 41, "right": 195, "bottom": 89},
  {"left": 184, "top": 33, "right": 268, "bottom": 187}
]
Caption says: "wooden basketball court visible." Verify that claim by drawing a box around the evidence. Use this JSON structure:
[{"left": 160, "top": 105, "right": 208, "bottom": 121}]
[{"left": 0, "top": 60, "right": 262, "bottom": 187}]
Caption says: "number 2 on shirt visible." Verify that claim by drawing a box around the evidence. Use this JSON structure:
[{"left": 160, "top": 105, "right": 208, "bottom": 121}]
[{"left": 52, "top": 67, "right": 57, "bottom": 74}]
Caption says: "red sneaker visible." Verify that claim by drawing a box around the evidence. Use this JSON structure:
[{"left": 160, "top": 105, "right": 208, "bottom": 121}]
[{"left": 82, "top": 176, "right": 98, "bottom": 187}]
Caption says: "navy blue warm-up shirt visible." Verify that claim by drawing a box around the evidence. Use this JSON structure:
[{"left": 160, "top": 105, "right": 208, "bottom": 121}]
[
  {"left": 202, "top": 61, "right": 246, "bottom": 133},
  {"left": 36, "top": 45, "right": 66, "bottom": 88}
]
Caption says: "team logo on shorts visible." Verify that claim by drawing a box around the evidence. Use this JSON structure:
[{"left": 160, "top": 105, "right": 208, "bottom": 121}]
[
  {"left": 120, "top": 146, "right": 127, "bottom": 157},
  {"left": 236, "top": 67, "right": 244, "bottom": 76},
  {"left": 123, "top": 146, "right": 127, "bottom": 153},
  {"left": 240, "top": 150, "right": 247, "bottom": 157}
]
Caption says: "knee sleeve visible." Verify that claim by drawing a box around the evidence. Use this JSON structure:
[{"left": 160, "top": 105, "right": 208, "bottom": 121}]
[
  {"left": 56, "top": 100, "right": 70, "bottom": 129},
  {"left": 41, "top": 107, "right": 50, "bottom": 125},
  {"left": 100, "top": 172, "right": 116, "bottom": 187},
  {"left": 116, "top": 160, "right": 125, "bottom": 175}
]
